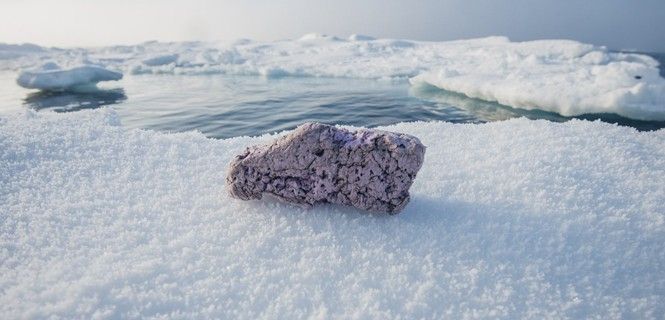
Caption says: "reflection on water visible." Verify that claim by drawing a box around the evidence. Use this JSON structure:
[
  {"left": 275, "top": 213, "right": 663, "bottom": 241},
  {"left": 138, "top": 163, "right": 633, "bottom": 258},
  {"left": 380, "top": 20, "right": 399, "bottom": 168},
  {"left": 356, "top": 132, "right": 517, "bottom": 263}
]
[
  {"left": 409, "top": 83, "right": 568, "bottom": 122},
  {"left": 23, "top": 88, "right": 127, "bottom": 112},
  {"left": 113, "top": 75, "right": 483, "bottom": 139},
  {"left": 411, "top": 83, "right": 665, "bottom": 131}
]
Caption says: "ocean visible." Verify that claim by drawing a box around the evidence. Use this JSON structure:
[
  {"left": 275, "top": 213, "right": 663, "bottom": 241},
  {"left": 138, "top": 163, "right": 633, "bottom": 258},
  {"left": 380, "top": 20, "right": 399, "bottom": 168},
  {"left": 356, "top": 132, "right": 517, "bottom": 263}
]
[{"left": 1, "top": 52, "right": 663, "bottom": 138}]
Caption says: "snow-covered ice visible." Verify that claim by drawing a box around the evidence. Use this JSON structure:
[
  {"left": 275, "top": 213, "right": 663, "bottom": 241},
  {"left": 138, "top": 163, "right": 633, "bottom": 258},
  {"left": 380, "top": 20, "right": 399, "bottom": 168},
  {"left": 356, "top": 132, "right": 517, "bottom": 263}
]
[
  {"left": 348, "top": 34, "right": 376, "bottom": 41},
  {"left": 409, "top": 43, "right": 665, "bottom": 121},
  {"left": 3, "top": 35, "right": 664, "bottom": 120},
  {"left": 142, "top": 54, "right": 179, "bottom": 67},
  {"left": 1, "top": 109, "right": 664, "bottom": 318},
  {"left": 16, "top": 63, "right": 123, "bottom": 91}
]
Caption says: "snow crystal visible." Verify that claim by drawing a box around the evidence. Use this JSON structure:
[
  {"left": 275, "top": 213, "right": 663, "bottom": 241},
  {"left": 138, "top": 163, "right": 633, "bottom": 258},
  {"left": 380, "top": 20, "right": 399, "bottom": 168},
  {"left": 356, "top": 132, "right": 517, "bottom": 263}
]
[
  {"left": 1, "top": 109, "right": 663, "bottom": 318},
  {"left": 4, "top": 35, "right": 665, "bottom": 120},
  {"left": 16, "top": 63, "right": 123, "bottom": 91}
]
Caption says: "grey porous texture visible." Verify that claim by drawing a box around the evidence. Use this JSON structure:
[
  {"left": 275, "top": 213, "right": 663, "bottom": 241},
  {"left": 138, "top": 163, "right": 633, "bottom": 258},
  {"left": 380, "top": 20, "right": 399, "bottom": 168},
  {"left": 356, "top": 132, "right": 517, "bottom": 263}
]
[{"left": 226, "top": 123, "right": 426, "bottom": 214}]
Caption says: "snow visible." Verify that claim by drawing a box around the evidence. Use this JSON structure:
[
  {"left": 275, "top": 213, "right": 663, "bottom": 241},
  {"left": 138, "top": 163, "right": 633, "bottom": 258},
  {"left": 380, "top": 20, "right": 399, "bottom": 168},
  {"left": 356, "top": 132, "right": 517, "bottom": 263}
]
[
  {"left": 1, "top": 109, "right": 664, "bottom": 318},
  {"left": 3, "top": 35, "right": 665, "bottom": 120},
  {"left": 16, "top": 63, "right": 123, "bottom": 91}
]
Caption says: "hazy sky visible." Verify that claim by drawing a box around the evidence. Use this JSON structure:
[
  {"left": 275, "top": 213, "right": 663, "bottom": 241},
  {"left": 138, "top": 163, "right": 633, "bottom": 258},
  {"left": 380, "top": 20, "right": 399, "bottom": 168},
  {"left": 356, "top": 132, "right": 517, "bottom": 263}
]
[{"left": 1, "top": 0, "right": 664, "bottom": 51}]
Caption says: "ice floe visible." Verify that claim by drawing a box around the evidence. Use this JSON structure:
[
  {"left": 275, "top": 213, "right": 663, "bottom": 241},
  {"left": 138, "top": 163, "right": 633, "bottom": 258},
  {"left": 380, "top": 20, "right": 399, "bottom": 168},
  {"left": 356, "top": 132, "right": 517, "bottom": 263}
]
[
  {"left": 409, "top": 42, "right": 665, "bottom": 121},
  {"left": 142, "top": 53, "right": 179, "bottom": 66},
  {"left": 1, "top": 109, "right": 663, "bottom": 318},
  {"left": 16, "top": 63, "right": 123, "bottom": 91},
  {"left": 3, "top": 34, "right": 665, "bottom": 119}
]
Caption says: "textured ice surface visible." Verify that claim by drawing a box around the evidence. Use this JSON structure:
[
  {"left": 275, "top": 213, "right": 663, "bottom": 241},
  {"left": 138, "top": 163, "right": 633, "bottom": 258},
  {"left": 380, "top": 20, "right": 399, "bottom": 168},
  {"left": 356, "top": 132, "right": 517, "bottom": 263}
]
[
  {"left": 227, "top": 123, "right": 426, "bottom": 213},
  {"left": 1, "top": 109, "right": 664, "bottom": 318},
  {"left": 16, "top": 63, "right": 123, "bottom": 91},
  {"left": 2, "top": 35, "right": 664, "bottom": 120}
]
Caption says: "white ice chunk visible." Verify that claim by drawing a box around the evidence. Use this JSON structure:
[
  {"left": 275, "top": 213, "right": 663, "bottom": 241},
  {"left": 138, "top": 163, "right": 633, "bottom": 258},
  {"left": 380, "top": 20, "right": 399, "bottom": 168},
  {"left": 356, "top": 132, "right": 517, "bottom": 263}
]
[
  {"left": 410, "top": 52, "right": 665, "bottom": 121},
  {"left": 16, "top": 63, "right": 123, "bottom": 91}
]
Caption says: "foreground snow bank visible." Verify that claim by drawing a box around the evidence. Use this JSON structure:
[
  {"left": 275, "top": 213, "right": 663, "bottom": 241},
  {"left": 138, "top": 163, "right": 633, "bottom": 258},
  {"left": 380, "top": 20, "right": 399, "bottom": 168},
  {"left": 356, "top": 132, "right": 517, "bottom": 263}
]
[
  {"left": 16, "top": 63, "right": 122, "bottom": 91},
  {"left": 1, "top": 110, "right": 664, "bottom": 318},
  {"left": 3, "top": 35, "right": 664, "bottom": 120}
]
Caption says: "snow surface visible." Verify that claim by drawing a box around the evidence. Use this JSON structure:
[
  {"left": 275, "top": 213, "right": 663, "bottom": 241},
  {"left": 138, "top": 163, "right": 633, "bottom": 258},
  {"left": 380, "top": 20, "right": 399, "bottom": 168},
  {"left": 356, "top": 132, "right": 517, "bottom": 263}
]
[
  {"left": 16, "top": 63, "right": 123, "bottom": 91},
  {"left": 2, "top": 35, "right": 665, "bottom": 120},
  {"left": 1, "top": 109, "right": 664, "bottom": 318}
]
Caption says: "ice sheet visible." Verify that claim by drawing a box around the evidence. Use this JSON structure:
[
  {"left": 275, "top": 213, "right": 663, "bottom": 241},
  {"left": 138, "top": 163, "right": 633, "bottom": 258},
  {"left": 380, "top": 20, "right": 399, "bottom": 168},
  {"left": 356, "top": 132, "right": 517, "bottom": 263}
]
[
  {"left": 16, "top": 63, "right": 123, "bottom": 91},
  {"left": 1, "top": 109, "right": 663, "bottom": 318}
]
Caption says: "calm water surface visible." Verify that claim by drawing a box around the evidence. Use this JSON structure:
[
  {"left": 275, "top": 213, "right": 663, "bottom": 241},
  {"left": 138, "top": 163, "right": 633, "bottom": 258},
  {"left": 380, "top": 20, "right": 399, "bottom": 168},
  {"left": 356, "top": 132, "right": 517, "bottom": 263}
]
[{"left": 1, "top": 54, "right": 664, "bottom": 138}]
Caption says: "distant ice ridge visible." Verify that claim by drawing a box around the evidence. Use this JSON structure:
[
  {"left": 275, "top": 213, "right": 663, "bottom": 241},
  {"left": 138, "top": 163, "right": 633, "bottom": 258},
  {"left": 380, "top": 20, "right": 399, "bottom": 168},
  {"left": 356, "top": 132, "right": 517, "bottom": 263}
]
[
  {"left": 16, "top": 62, "right": 123, "bottom": 91},
  {"left": 2, "top": 35, "right": 665, "bottom": 120},
  {"left": 0, "top": 43, "right": 44, "bottom": 60},
  {"left": 1, "top": 109, "right": 664, "bottom": 318}
]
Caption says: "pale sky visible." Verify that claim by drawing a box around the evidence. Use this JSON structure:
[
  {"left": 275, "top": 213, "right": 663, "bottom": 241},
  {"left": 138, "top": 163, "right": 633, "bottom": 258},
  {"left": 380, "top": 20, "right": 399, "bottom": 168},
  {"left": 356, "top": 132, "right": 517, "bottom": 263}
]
[{"left": 1, "top": 0, "right": 664, "bottom": 51}]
